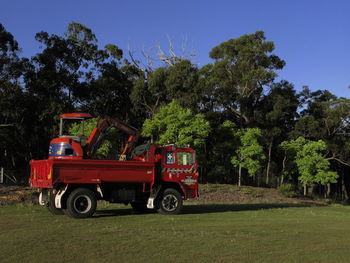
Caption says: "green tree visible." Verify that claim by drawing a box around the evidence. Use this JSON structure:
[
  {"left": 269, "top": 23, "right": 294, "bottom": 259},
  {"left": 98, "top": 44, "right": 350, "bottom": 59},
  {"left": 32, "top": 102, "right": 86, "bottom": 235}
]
[
  {"left": 296, "top": 140, "right": 338, "bottom": 194},
  {"left": 208, "top": 31, "right": 285, "bottom": 126},
  {"left": 205, "top": 119, "right": 238, "bottom": 183},
  {"left": 280, "top": 137, "right": 308, "bottom": 186},
  {"left": 256, "top": 81, "right": 299, "bottom": 185},
  {"left": 281, "top": 137, "right": 338, "bottom": 195},
  {"left": 130, "top": 66, "right": 168, "bottom": 118},
  {"left": 131, "top": 60, "right": 201, "bottom": 118},
  {"left": 164, "top": 60, "right": 200, "bottom": 111},
  {"left": 22, "top": 22, "right": 133, "bottom": 160},
  {"left": 294, "top": 90, "right": 350, "bottom": 164},
  {"left": 142, "top": 100, "right": 210, "bottom": 147},
  {"left": 293, "top": 89, "right": 350, "bottom": 197},
  {"left": 0, "top": 24, "right": 29, "bottom": 168},
  {"left": 231, "top": 128, "right": 266, "bottom": 186}
]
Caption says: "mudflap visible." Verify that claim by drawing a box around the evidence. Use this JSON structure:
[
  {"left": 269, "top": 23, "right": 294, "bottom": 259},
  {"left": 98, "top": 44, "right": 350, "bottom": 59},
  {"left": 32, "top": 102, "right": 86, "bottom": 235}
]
[
  {"left": 39, "top": 189, "right": 48, "bottom": 206},
  {"left": 54, "top": 185, "right": 69, "bottom": 209},
  {"left": 147, "top": 197, "right": 155, "bottom": 209},
  {"left": 147, "top": 186, "right": 162, "bottom": 209}
]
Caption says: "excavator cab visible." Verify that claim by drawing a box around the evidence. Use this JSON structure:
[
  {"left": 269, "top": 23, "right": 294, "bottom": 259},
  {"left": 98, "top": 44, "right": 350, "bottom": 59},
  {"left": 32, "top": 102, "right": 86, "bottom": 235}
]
[
  {"left": 49, "top": 113, "right": 140, "bottom": 161},
  {"left": 48, "top": 113, "right": 93, "bottom": 159}
]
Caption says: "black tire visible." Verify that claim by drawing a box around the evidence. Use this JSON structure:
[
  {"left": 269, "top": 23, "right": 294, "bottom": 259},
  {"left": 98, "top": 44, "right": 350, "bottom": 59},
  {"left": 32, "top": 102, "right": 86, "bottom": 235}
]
[
  {"left": 130, "top": 201, "right": 149, "bottom": 213},
  {"left": 47, "top": 190, "right": 64, "bottom": 215},
  {"left": 157, "top": 188, "right": 183, "bottom": 215},
  {"left": 65, "top": 188, "right": 97, "bottom": 219}
]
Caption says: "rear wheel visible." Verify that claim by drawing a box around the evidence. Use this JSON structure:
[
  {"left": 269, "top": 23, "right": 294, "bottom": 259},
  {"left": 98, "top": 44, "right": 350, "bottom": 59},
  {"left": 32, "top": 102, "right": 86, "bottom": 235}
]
[
  {"left": 47, "top": 190, "right": 64, "bottom": 215},
  {"left": 65, "top": 188, "right": 97, "bottom": 219},
  {"left": 157, "top": 188, "right": 183, "bottom": 215}
]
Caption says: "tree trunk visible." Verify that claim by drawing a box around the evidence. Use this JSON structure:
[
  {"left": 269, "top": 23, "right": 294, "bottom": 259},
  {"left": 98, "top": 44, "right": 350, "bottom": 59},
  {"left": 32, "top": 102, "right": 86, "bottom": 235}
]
[
  {"left": 342, "top": 174, "right": 348, "bottom": 200},
  {"left": 11, "top": 154, "right": 16, "bottom": 168},
  {"left": 303, "top": 184, "right": 307, "bottom": 196},
  {"left": 281, "top": 153, "right": 287, "bottom": 187},
  {"left": 326, "top": 183, "right": 331, "bottom": 198},
  {"left": 266, "top": 141, "right": 273, "bottom": 186},
  {"left": 238, "top": 165, "right": 242, "bottom": 187},
  {"left": 280, "top": 173, "right": 284, "bottom": 187}
]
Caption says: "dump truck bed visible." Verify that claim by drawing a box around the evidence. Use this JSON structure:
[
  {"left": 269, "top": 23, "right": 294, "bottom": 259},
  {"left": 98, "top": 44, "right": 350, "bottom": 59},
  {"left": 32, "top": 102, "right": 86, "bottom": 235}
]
[{"left": 30, "top": 159, "right": 155, "bottom": 188}]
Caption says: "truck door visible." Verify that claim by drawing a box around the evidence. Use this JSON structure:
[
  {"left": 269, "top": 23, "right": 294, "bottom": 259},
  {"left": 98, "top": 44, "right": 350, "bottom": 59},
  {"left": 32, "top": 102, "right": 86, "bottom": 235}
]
[{"left": 161, "top": 148, "right": 199, "bottom": 198}]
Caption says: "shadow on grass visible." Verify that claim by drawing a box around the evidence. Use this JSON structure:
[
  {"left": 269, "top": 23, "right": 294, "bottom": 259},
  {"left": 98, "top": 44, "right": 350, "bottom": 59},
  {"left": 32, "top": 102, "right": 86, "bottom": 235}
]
[
  {"left": 93, "top": 202, "right": 327, "bottom": 218},
  {"left": 93, "top": 208, "right": 144, "bottom": 218},
  {"left": 182, "top": 202, "right": 327, "bottom": 215}
]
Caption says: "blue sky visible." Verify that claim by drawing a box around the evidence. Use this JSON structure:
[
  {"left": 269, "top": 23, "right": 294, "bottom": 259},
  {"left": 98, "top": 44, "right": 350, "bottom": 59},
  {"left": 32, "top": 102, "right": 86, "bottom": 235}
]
[{"left": 1, "top": 0, "right": 349, "bottom": 98}]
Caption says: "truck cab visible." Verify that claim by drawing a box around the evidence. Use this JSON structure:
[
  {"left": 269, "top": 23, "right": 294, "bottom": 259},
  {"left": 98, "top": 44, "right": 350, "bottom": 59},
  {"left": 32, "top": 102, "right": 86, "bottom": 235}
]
[{"left": 160, "top": 145, "right": 198, "bottom": 199}]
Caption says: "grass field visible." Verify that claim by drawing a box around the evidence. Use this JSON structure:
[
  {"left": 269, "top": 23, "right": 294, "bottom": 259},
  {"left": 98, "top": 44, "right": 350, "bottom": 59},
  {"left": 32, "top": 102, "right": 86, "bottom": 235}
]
[{"left": 1, "top": 202, "right": 350, "bottom": 263}]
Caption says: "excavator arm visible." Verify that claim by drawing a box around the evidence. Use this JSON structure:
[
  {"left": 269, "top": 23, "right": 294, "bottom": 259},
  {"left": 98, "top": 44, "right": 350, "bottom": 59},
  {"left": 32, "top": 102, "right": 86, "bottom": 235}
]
[{"left": 85, "top": 117, "right": 140, "bottom": 160}]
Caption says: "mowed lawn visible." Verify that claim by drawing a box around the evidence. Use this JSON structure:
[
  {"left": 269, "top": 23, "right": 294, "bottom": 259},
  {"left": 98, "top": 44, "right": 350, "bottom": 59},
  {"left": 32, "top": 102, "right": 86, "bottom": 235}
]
[{"left": 1, "top": 202, "right": 350, "bottom": 263}]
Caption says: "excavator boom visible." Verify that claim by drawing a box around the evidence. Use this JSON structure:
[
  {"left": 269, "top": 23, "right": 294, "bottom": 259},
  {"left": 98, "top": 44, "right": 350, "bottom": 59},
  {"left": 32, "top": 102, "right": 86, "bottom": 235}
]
[{"left": 85, "top": 117, "right": 140, "bottom": 159}]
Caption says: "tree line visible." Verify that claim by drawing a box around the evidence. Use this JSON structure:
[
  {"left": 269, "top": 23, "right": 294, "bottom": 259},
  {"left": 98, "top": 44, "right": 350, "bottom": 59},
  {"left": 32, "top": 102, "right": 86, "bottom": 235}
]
[{"left": 1, "top": 22, "right": 350, "bottom": 199}]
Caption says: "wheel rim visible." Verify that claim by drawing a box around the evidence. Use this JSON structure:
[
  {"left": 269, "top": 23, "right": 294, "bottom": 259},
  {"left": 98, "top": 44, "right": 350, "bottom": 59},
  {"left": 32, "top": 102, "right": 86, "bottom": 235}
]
[
  {"left": 161, "top": 194, "right": 178, "bottom": 212},
  {"left": 73, "top": 195, "right": 92, "bottom": 214}
]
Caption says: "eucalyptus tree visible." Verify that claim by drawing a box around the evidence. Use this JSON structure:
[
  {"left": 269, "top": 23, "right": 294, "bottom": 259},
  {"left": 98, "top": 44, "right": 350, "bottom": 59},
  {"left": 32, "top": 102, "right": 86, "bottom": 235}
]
[
  {"left": 256, "top": 81, "right": 300, "bottom": 185},
  {"left": 294, "top": 90, "right": 350, "bottom": 169},
  {"left": 292, "top": 90, "right": 350, "bottom": 197},
  {"left": 0, "top": 24, "right": 30, "bottom": 167},
  {"left": 208, "top": 31, "right": 285, "bottom": 127},
  {"left": 22, "top": 22, "right": 134, "bottom": 160},
  {"left": 130, "top": 59, "right": 201, "bottom": 119}
]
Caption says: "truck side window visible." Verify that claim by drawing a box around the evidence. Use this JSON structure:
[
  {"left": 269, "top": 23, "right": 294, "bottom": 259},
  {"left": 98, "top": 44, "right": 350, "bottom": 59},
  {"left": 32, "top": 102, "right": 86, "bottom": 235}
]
[
  {"left": 166, "top": 152, "right": 175, "bottom": 164},
  {"left": 65, "top": 148, "right": 74, "bottom": 155},
  {"left": 177, "top": 152, "right": 194, "bottom": 165}
]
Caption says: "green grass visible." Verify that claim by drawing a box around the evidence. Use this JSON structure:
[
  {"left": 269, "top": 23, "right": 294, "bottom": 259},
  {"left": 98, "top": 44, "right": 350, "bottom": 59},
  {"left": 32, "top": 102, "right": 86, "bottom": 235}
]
[{"left": 1, "top": 202, "right": 350, "bottom": 263}]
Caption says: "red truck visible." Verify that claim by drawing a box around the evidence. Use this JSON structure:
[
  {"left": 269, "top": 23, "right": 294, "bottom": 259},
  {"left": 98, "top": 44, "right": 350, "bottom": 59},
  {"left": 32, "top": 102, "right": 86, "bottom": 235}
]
[{"left": 29, "top": 113, "right": 199, "bottom": 218}]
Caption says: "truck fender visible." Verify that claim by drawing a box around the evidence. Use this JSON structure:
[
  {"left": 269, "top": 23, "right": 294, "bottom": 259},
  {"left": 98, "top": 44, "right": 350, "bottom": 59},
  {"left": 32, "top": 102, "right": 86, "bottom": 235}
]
[
  {"left": 54, "top": 185, "right": 69, "bottom": 209},
  {"left": 177, "top": 182, "right": 187, "bottom": 199},
  {"left": 161, "top": 181, "right": 187, "bottom": 199}
]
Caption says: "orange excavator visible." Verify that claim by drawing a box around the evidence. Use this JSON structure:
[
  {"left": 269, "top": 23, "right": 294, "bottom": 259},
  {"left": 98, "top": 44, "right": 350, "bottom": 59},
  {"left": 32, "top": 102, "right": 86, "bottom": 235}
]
[{"left": 48, "top": 113, "right": 140, "bottom": 160}]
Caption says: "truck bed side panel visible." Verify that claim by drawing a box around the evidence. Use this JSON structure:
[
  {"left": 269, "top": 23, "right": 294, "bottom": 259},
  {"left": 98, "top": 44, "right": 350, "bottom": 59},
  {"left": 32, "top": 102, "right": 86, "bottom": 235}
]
[
  {"left": 30, "top": 159, "right": 155, "bottom": 188},
  {"left": 55, "top": 160, "right": 155, "bottom": 184}
]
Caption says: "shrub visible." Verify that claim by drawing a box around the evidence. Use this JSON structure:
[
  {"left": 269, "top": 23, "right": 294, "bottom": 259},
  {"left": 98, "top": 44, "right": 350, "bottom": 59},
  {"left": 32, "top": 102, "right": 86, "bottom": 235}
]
[{"left": 278, "top": 183, "right": 296, "bottom": 198}]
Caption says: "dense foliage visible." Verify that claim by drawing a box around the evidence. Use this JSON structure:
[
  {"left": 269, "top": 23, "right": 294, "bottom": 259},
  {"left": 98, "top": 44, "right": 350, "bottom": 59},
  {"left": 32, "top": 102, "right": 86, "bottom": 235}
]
[
  {"left": 1, "top": 23, "right": 349, "bottom": 198},
  {"left": 142, "top": 100, "right": 210, "bottom": 146}
]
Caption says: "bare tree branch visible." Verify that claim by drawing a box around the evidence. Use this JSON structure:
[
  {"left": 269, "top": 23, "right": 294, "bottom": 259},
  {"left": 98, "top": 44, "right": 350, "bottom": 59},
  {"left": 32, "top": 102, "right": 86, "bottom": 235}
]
[
  {"left": 230, "top": 107, "right": 250, "bottom": 124},
  {"left": 327, "top": 156, "right": 350, "bottom": 167},
  {"left": 130, "top": 36, "right": 197, "bottom": 70}
]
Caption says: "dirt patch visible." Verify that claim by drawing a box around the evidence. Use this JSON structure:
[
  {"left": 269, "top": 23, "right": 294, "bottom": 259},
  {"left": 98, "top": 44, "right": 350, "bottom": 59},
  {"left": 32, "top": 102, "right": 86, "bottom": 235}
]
[
  {"left": 0, "top": 185, "right": 39, "bottom": 206},
  {"left": 192, "top": 184, "right": 326, "bottom": 205}
]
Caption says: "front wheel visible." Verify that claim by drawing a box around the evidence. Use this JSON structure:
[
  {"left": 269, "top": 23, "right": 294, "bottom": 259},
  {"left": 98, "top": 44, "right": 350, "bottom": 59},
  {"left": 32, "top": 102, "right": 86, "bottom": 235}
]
[
  {"left": 157, "top": 188, "right": 183, "bottom": 215},
  {"left": 64, "top": 188, "right": 97, "bottom": 219}
]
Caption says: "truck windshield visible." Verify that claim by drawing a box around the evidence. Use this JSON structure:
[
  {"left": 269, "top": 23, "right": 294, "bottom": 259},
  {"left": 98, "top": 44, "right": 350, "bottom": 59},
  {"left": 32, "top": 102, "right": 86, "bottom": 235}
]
[{"left": 177, "top": 152, "right": 194, "bottom": 165}]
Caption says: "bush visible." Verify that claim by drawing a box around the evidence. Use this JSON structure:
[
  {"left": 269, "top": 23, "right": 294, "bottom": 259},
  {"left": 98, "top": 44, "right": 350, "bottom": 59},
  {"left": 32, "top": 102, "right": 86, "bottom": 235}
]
[{"left": 278, "top": 183, "right": 296, "bottom": 198}]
